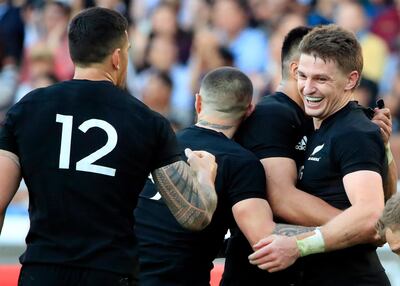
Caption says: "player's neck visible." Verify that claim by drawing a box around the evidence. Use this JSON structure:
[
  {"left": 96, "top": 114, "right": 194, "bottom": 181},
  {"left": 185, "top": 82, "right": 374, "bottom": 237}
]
[
  {"left": 73, "top": 66, "right": 116, "bottom": 85},
  {"left": 195, "top": 115, "right": 238, "bottom": 139},
  {"left": 277, "top": 79, "right": 304, "bottom": 111}
]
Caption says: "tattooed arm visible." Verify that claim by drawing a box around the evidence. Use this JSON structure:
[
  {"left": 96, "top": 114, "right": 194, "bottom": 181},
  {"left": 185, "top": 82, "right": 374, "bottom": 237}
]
[
  {"left": 152, "top": 149, "right": 218, "bottom": 231},
  {"left": 272, "top": 223, "right": 315, "bottom": 237}
]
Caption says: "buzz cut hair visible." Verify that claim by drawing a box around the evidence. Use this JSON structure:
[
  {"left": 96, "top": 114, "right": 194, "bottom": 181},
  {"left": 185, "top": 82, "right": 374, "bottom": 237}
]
[{"left": 199, "top": 67, "right": 253, "bottom": 120}]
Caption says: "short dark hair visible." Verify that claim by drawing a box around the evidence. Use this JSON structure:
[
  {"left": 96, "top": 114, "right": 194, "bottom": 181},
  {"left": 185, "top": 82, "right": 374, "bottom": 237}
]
[
  {"left": 281, "top": 26, "right": 312, "bottom": 79},
  {"left": 299, "top": 24, "right": 363, "bottom": 87},
  {"left": 68, "top": 7, "right": 128, "bottom": 66},
  {"left": 200, "top": 67, "right": 253, "bottom": 119}
]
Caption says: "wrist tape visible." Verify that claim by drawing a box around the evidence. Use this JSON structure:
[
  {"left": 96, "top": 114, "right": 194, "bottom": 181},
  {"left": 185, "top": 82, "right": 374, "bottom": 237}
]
[
  {"left": 386, "top": 143, "right": 394, "bottom": 165},
  {"left": 296, "top": 228, "right": 326, "bottom": 257}
]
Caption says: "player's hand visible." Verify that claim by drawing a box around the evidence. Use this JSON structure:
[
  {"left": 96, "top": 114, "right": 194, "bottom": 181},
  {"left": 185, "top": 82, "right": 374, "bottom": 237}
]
[
  {"left": 372, "top": 107, "right": 392, "bottom": 146},
  {"left": 185, "top": 148, "right": 217, "bottom": 184},
  {"left": 248, "top": 235, "right": 300, "bottom": 272}
]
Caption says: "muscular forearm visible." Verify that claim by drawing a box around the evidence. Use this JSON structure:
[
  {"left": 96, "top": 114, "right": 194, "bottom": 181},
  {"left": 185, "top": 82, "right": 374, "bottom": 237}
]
[
  {"left": 270, "top": 187, "right": 342, "bottom": 226},
  {"left": 320, "top": 204, "right": 381, "bottom": 251},
  {"left": 153, "top": 161, "right": 217, "bottom": 231}
]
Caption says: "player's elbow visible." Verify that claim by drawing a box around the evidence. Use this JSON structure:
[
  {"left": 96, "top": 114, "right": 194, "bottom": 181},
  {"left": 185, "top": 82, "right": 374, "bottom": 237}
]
[
  {"left": 180, "top": 211, "right": 213, "bottom": 231},
  {"left": 180, "top": 195, "right": 217, "bottom": 231},
  {"left": 361, "top": 206, "right": 384, "bottom": 238}
]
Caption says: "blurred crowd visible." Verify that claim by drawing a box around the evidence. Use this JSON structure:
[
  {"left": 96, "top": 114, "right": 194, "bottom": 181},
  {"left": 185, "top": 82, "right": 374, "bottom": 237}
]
[{"left": 2, "top": 0, "right": 400, "bottom": 187}]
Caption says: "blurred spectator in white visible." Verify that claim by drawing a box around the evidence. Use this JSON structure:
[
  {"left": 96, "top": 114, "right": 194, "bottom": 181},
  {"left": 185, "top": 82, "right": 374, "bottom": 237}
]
[
  {"left": 141, "top": 70, "right": 182, "bottom": 131},
  {"left": 266, "top": 13, "right": 306, "bottom": 93},
  {"left": 335, "top": 1, "right": 389, "bottom": 84},
  {"left": 211, "top": 0, "right": 269, "bottom": 74},
  {"left": 189, "top": 29, "right": 234, "bottom": 95},
  {"left": 178, "top": 0, "right": 212, "bottom": 31},
  {"left": 0, "top": 0, "right": 25, "bottom": 64},
  {"left": 129, "top": 34, "right": 192, "bottom": 126}
]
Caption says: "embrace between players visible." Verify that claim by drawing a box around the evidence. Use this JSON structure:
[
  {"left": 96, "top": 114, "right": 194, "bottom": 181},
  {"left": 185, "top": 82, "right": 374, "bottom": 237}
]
[{"left": 0, "top": 7, "right": 399, "bottom": 286}]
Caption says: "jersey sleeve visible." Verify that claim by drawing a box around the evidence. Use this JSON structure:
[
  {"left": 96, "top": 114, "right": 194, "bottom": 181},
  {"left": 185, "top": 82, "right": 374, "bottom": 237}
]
[
  {"left": 226, "top": 156, "right": 266, "bottom": 206},
  {"left": 235, "top": 104, "right": 299, "bottom": 160},
  {"left": 0, "top": 106, "right": 19, "bottom": 156},
  {"left": 333, "top": 130, "right": 385, "bottom": 176},
  {"left": 151, "top": 113, "right": 181, "bottom": 170}
]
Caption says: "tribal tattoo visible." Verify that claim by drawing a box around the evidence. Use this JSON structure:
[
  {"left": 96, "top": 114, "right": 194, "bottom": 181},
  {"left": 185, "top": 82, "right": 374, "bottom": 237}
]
[
  {"left": 273, "top": 223, "right": 316, "bottom": 237},
  {"left": 152, "top": 161, "right": 217, "bottom": 231}
]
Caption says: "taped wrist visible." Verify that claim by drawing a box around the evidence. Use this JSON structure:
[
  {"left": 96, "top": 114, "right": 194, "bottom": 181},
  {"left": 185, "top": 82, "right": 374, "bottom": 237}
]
[
  {"left": 296, "top": 228, "right": 325, "bottom": 257},
  {"left": 386, "top": 143, "right": 393, "bottom": 165}
]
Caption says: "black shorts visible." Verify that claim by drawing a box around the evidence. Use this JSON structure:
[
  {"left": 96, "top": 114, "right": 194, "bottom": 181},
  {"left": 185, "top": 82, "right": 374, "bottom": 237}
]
[{"left": 18, "top": 263, "right": 138, "bottom": 286}]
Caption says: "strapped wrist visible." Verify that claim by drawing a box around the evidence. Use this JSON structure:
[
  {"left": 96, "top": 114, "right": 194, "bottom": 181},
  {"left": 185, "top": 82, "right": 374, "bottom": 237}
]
[
  {"left": 386, "top": 142, "right": 393, "bottom": 165},
  {"left": 296, "top": 228, "right": 325, "bottom": 257}
]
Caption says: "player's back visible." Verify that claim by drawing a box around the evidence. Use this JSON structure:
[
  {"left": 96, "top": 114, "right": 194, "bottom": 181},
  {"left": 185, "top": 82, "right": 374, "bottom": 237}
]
[
  {"left": 135, "top": 125, "right": 265, "bottom": 286},
  {"left": 4, "top": 80, "right": 179, "bottom": 274}
]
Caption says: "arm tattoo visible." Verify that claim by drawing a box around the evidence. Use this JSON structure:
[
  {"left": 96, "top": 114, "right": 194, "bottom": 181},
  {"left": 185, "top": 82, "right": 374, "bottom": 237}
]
[
  {"left": 273, "top": 223, "right": 316, "bottom": 237},
  {"left": 152, "top": 161, "right": 217, "bottom": 231},
  {"left": 197, "top": 120, "right": 233, "bottom": 130}
]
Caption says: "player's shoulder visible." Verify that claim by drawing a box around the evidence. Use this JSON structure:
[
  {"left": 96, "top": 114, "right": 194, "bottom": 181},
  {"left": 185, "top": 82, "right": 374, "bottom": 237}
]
[
  {"left": 251, "top": 92, "right": 302, "bottom": 121},
  {"left": 333, "top": 103, "right": 380, "bottom": 136}
]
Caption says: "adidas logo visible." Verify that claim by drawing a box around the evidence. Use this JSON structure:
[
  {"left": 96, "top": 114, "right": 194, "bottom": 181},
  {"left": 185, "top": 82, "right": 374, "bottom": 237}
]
[{"left": 295, "top": 136, "right": 307, "bottom": 151}]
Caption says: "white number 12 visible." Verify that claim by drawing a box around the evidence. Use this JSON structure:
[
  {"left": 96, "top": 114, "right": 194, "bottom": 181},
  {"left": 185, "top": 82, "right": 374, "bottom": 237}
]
[{"left": 56, "top": 114, "right": 118, "bottom": 177}]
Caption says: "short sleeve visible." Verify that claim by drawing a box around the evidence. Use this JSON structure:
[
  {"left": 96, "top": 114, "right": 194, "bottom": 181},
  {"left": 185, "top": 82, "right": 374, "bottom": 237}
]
[
  {"left": 226, "top": 156, "right": 266, "bottom": 206},
  {"left": 0, "top": 107, "right": 19, "bottom": 155},
  {"left": 235, "top": 104, "right": 300, "bottom": 160},
  {"left": 151, "top": 113, "right": 181, "bottom": 170},
  {"left": 334, "top": 130, "right": 385, "bottom": 176}
]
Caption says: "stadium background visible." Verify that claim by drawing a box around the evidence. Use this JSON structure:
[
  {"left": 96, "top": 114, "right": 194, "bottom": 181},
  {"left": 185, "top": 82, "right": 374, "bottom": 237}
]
[{"left": 1, "top": 0, "right": 400, "bottom": 285}]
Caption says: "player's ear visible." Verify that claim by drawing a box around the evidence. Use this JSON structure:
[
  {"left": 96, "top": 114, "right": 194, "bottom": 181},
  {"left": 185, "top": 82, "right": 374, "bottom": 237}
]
[
  {"left": 111, "top": 48, "right": 121, "bottom": 70},
  {"left": 195, "top": 93, "right": 202, "bottom": 114},
  {"left": 289, "top": 61, "right": 298, "bottom": 80},
  {"left": 344, "top": 71, "right": 359, "bottom": 91},
  {"left": 245, "top": 103, "right": 254, "bottom": 118}
]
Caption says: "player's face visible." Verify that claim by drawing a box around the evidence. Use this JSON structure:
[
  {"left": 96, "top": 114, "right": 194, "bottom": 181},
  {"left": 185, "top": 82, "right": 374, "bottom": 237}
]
[
  {"left": 386, "top": 227, "right": 400, "bottom": 255},
  {"left": 297, "top": 54, "right": 354, "bottom": 127},
  {"left": 116, "top": 31, "right": 130, "bottom": 88}
]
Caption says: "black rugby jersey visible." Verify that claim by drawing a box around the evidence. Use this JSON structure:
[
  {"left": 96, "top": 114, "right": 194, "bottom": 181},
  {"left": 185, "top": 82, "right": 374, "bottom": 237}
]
[
  {"left": 0, "top": 80, "right": 180, "bottom": 275},
  {"left": 298, "top": 101, "right": 390, "bottom": 285},
  {"left": 135, "top": 125, "right": 266, "bottom": 286},
  {"left": 221, "top": 92, "right": 313, "bottom": 286}
]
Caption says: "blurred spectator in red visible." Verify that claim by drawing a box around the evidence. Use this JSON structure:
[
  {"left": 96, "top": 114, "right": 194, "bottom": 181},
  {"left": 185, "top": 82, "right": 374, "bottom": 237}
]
[
  {"left": 335, "top": 1, "right": 389, "bottom": 84},
  {"left": 14, "top": 46, "right": 57, "bottom": 102},
  {"left": 21, "top": 1, "right": 73, "bottom": 82},
  {"left": 371, "top": 0, "right": 400, "bottom": 53}
]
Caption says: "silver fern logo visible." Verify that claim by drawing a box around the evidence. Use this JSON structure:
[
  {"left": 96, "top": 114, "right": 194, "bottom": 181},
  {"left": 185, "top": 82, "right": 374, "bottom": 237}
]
[{"left": 308, "top": 144, "right": 324, "bottom": 162}]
